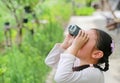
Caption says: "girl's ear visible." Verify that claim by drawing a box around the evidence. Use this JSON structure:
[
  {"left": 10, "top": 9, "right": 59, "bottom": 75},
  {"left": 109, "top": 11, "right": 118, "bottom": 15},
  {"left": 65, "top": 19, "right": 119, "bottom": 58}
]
[{"left": 92, "top": 50, "right": 103, "bottom": 59}]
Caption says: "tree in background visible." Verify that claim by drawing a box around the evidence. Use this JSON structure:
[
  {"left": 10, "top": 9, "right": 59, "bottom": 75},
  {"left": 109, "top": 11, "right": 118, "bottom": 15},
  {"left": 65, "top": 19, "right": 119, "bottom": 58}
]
[
  {"left": 4, "top": 22, "right": 12, "bottom": 47},
  {"left": 1, "top": 0, "right": 41, "bottom": 47}
]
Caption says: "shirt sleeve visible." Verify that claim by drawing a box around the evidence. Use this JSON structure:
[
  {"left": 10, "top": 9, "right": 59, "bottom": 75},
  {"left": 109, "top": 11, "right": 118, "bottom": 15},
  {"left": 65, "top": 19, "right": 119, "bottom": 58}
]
[
  {"left": 45, "top": 43, "right": 65, "bottom": 68},
  {"left": 54, "top": 53, "right": 104, "bottom": 83}
]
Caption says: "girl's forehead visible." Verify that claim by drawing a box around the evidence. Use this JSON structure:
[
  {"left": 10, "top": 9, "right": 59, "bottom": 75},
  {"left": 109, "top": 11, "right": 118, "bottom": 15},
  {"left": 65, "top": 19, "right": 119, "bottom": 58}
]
[
  {"left": 86, "top": 29, "right": 96, "bottom": 35},
  {"left": 86, "top": 29, "right": 97, "bottom": 40}
]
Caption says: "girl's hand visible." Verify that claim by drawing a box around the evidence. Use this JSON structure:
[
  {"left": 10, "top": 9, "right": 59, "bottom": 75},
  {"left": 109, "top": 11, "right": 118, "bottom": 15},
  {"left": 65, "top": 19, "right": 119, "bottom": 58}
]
[
  {"left": 66, "top": 30, "right": 89, "bottom": 55},
  {"left": 72, "top": 30, "right": 89, "bottom": 50},
  {"left": 60, "top": 34, "right": 74, "bottom": 49}
]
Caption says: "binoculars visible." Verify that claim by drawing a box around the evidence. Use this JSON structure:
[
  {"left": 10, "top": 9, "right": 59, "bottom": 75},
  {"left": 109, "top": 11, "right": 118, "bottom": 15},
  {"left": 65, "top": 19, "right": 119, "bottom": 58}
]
[{"left": 68, "top": 24, "right": 81, "bottom": 36}]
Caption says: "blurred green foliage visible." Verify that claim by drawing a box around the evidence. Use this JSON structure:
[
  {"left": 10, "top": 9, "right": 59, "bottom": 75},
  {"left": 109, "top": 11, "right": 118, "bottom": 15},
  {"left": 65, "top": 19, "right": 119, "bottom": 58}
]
[
  {"left": 0, "top": 22, "right": 63, "bottom": 83},
  {"left": 0, "top": 0, "right": 68, "bottom": 83},
  {"left": 72, "top": 0, "right": 97, "bottom": 15},
  {"left": 75, "top": 7, "right": 95, "bottom": 16}
]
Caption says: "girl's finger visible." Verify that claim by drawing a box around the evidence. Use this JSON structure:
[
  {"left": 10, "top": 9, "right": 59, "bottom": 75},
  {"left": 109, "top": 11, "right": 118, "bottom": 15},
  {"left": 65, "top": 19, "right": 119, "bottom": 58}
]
[
  {"left": 85, "top": 34, "right": 89, "bottom": 42},
  {"left": 77, "top": 30, "right": 82, "bottom": 37},
  {"left": 81, "top": 30, "right": 85, "bottom": 37}
]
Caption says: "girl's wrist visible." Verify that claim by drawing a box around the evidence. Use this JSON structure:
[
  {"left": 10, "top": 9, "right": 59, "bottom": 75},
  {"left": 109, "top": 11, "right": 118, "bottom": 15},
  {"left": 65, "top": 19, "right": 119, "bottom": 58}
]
[{"left": 60, "top": 43, "right": 67, "bottom": 49}]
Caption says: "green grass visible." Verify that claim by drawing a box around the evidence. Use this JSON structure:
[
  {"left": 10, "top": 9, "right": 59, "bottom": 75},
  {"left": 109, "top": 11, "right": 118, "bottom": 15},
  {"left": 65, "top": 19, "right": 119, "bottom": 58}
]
[
  {"left": 0, "top": 22, "right": 64, "bottom": 83},
  {"left": 0, "top": 0, "right": 72, "bottom": 83},
  {"left": 0, "top": 47, "right": 49, "bottom": 83},
  {"left": 75, "top": 7, "right": 95, "bottom": 16}
]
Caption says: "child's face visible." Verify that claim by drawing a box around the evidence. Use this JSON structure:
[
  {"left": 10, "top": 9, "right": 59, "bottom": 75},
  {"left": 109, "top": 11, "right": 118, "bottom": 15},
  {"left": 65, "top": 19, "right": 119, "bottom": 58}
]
[{"left": 76, "top": 29, "right": 97, "bottom": 61}]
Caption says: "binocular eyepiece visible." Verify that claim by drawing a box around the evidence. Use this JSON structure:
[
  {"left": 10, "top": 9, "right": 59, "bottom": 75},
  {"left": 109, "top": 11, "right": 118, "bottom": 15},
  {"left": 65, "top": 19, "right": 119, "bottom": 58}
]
[{"left": 68, "top": 24, "right": 81, "bottom": 36}]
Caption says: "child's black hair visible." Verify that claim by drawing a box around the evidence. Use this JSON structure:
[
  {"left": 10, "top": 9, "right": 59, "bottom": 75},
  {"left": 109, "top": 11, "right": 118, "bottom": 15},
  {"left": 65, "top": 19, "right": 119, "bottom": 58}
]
[{"left": 93, "top": 29, "right": 112, "bottom": 71}]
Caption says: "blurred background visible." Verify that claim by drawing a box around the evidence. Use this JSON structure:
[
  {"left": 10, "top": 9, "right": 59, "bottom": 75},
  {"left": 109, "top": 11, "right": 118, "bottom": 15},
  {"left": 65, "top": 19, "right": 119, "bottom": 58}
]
[{"left": 0, "top": 0, "right": 120, "bottom": 83}]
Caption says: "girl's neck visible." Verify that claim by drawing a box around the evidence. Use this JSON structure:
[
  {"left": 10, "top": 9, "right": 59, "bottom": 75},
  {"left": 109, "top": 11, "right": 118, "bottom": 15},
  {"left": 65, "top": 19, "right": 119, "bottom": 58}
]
[
  {"left": 80, "top": 59, "right": 97, "bottom": 66},
  {"left": 80, "top": 61, "right": 90, "bottom": 66}
]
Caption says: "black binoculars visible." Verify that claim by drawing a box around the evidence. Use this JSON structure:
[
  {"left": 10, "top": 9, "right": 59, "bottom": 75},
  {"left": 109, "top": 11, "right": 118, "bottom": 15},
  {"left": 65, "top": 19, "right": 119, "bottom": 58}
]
[{"left": 68, "top": 24, "right": 81, "bottom": 36}]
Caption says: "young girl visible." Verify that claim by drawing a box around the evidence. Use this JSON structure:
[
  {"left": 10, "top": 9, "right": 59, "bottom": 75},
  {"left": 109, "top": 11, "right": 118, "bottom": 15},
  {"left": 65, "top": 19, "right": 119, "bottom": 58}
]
[{"left": 45, "top": 28, "right": 114, "bottom": 83}]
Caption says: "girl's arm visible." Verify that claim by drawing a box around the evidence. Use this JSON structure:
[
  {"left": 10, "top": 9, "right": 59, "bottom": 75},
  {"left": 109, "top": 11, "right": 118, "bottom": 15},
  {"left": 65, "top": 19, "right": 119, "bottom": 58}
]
[
  {"left": 45, "top": 34, "right": 74, "bottom": 68},
  {"left": 45, "top": 43, "right": 65, "bottom": 68}
]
